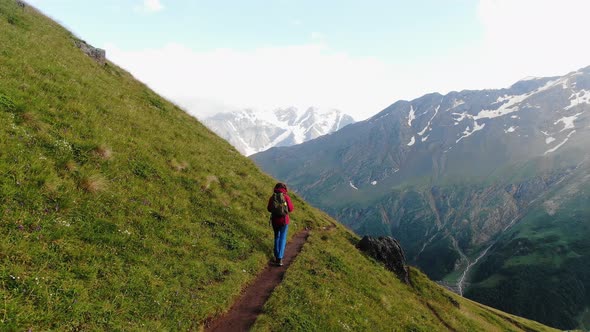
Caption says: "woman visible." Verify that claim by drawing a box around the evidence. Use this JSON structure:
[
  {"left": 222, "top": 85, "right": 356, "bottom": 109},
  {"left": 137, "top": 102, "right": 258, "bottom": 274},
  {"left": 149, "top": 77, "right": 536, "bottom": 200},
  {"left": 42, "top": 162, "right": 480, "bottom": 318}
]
[{"left": 267, "top": 182, "right": 294, "bottom": 266}]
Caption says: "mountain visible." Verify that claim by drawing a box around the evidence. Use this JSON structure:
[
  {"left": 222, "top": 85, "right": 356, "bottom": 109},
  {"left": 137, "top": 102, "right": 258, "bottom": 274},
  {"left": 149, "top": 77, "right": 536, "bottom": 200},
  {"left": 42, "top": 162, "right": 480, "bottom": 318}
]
[
  {"left": 252, "top": 67, "right": 590, "bottom": 329},
  {"left": 0, "top": 1, "right": 555, "bottom": 330},
  {"left": 203, "top": 107, "right": 354, "bottom": 155}
]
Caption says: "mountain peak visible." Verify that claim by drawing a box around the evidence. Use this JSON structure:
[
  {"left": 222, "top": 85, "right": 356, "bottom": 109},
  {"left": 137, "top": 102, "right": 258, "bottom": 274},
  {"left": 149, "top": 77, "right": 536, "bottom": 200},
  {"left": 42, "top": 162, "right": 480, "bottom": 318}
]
[{"left": 204, "top": 106, "right": 355, "bottom": 155}]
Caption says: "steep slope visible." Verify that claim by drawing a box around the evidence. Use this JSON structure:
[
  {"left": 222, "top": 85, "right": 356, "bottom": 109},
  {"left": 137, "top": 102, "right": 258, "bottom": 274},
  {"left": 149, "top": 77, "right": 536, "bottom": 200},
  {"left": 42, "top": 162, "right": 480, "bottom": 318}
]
[
  {"left": 252, "top": 65, "right": 590, "bottom": 328},
  {"left": 466, "top": 162, "right": 590, "bottom": 329},
  {"left": 0, "top": 1, "right": 555, "bottom": 331},
  {"left": 203, "top": 107, "right": 354, "bottom": 155}
]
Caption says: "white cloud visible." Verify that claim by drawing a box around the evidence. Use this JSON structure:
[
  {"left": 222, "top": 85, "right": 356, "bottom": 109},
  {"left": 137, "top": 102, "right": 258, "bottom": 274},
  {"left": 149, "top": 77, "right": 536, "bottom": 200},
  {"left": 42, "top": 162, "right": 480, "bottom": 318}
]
[
  {"left": 475, "top": 0, "right": 590, "bottom": 83},
  {"left": 136, "top": 0, "right": 164, "bottom": 13},
  {"left": 107, "top": 42, "right": 405, "bottom": 120}
]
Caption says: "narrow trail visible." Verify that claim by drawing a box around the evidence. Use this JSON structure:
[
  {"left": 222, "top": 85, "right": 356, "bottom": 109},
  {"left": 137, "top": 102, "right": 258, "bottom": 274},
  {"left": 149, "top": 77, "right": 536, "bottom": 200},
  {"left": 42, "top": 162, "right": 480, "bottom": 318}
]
[{"left": 205, "top": 228, "right": 311, "bottom": 332}]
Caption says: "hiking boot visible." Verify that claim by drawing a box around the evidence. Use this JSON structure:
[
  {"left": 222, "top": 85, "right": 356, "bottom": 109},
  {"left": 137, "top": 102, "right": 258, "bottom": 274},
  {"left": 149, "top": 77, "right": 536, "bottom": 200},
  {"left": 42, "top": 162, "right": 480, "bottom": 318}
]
[{"left": 278, "top": 259, "right": 283, "bottom": 266}]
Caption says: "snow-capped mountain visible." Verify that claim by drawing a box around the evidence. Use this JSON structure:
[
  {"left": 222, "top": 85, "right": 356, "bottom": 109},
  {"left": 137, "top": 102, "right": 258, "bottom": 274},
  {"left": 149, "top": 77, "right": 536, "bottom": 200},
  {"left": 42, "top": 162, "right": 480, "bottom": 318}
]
[{"left": 203, "top": 107, "right": 355, "bottom": 155}]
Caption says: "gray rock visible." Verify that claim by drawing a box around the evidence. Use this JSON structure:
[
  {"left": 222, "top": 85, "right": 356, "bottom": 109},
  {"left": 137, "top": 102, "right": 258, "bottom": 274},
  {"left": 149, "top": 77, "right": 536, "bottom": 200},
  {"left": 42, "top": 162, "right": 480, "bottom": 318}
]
[
  {"left": 74, "top": 39, "right": 106, "bottom": 66},
  {"left": 16, "top": 0, "right": 26, "bottom": 8},
  {"left": 357, "top": 235, "right": 410, "bottom": 284}
]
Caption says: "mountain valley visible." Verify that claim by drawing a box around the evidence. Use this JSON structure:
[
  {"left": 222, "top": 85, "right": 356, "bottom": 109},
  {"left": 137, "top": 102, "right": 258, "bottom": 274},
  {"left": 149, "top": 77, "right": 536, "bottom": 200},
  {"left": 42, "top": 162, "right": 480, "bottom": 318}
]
[{"left": 253, "top": 66, "right": 590, "bottom": 329}]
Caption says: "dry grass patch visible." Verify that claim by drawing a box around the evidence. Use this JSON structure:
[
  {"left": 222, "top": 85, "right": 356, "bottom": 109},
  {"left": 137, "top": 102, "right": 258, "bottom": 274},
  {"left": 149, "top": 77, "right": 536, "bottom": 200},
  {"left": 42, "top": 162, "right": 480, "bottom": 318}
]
[
  {"left": 80, "top": 174, "right": 108, "bottom": 193},
  {"left": 42, "top": 177, "right": 61, "bottom": 195},
  {"left": 21, "top": 111, "right": 36, "bottom": 123},
  {"left": 93, "top": 144, "right": 112, "bottom": 160},
  {"left": 64, "top": 160, "right": 78, "bottom": 172},
  {"left": 169, "top": 158, "right": 188, "bottom": 171},
  {"left": 20, "top": 111, "right": 48, "bottom": 131},
  {"left": 203, "top": 175, "right": 219, "bottom": 190}
]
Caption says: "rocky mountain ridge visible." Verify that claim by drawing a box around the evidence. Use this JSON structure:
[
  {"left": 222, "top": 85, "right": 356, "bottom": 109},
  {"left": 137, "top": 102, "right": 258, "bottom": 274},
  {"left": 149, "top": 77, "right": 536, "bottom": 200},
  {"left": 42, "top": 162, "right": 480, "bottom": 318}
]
[{"left": 203, "top": 107, "right": 354, "bottom": 155}]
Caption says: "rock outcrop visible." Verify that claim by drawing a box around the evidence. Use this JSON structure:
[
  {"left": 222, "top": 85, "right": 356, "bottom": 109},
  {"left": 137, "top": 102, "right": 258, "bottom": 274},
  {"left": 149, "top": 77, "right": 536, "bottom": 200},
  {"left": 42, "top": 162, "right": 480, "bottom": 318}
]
[
  {"left": 74, "top": 39, "right": 106, "bottom": 65},
  {"left": 357, "top": 236, "right": 410, "bottom": 284}
]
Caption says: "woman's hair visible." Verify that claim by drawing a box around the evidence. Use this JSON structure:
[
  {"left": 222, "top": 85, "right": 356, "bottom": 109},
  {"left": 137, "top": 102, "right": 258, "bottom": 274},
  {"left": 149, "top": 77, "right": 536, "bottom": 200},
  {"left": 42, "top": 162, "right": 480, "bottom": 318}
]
[{"left": 274, "top": 182, "right": 287, "bottom": 190}]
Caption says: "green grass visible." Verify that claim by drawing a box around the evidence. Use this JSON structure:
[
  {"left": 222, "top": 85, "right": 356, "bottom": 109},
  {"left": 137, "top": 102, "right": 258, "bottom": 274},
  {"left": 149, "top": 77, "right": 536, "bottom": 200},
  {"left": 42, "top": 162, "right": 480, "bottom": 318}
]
[
  {"left": 466, "top": 172, "right": 590, "bottom": 329},
  {"left": 0, "top": 1, "right": 557, "bottom": 330},
  {"left": 0, "top": 2, "right": 323, "bottom": 329},
  {"left": 253, "top": 225, "right": 557, "bottom": 331}
]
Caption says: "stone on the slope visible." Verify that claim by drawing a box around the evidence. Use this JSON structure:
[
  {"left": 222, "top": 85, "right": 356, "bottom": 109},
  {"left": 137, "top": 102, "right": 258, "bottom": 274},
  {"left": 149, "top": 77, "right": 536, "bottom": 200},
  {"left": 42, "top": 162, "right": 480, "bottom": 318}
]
[
  {"left": 74, "top": 39, "right": 106, "bottom": 65},
  {"left": 357, "top": 235, "right": 410, "bottom": 284}
]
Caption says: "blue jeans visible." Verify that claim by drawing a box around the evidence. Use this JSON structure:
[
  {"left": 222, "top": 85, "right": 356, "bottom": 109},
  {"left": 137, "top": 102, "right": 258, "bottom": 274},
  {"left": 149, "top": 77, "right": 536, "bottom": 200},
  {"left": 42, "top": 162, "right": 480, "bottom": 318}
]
[{"left": 273, "top": 224, "right": 289, "bottom": 259}]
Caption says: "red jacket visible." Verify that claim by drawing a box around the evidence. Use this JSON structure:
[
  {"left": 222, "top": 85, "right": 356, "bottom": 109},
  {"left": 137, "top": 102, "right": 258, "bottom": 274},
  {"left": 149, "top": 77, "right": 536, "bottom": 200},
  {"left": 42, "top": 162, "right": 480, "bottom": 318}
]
[{"left": 267, "top": 188, "right": 294, "bottom": 226}]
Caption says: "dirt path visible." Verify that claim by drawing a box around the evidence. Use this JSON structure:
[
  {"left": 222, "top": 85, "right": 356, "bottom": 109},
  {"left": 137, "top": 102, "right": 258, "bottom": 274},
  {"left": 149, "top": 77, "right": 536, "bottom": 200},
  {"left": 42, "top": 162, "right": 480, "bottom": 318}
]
[{"left": 205, "top": 228, "right": 310, "bottom": 332}]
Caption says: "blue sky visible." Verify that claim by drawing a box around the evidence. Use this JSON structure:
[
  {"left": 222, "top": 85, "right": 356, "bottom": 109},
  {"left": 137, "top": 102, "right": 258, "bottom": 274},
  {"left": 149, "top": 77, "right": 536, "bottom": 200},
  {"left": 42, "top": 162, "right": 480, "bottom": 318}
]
[
  {"left": 26, "top": 0, "right": 590, "bottom": 120},
  {"left": 29, "top": 1, "right": 481, "bottom": 56}
]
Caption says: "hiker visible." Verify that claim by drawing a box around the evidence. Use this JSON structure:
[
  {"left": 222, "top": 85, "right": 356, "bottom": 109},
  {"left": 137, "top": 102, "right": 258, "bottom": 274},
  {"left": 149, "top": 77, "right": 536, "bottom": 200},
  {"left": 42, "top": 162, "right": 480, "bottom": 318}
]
[{"left": 267, "top": 182, "right": 294, "bottom": 266}]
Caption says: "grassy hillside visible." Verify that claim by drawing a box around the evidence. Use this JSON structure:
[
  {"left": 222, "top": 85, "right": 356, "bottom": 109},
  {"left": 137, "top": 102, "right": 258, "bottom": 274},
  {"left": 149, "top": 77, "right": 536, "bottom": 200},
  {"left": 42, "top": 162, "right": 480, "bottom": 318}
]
[
  {"left": 253, "top": 225, "right": 556, "bottom": 332},
  {"left": 0, "top": 1, "right": 557, "bottom": 330}
]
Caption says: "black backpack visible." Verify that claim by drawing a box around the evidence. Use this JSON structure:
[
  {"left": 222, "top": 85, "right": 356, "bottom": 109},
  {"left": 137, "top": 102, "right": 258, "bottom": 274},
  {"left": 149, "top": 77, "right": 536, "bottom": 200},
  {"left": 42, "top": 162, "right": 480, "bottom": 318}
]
[{"left": 270, "top": 192, "right": 289, "bottom": 217}]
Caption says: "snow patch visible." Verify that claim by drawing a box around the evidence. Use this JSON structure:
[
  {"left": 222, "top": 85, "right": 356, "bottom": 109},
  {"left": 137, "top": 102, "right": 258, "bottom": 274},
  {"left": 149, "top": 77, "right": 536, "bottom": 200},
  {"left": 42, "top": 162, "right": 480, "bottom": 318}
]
[
  {"left": 545, "top": 137, "right": 556, "bottom": 144},
  {"left": 544, "top": 130, "right": 576, "bottom": 155},
  {"left": 371, "top": 181, "right": 377, "bottom": 186},
  {"left": 349, "top": 181, "right": 358, "bottom": 190},
  {"left": 418, "top": 105, "right": 440, "bottom": 136},
  {"left": 451, "top": 99, "right": 465, "bottom": 109},
  {"left": 520, "top": 76, "right": 542, "bottom": 81},
  {"left": 421, "top": 135, "right": 430, "bottom": 142},
  {"left": 407, "top": 136, "right": 416, "bottom": 146},
  {"left": 474, "top": 79, "right": 563, "bottom": 120},
  {"left": 560, "top": 78, "right": 569, "bottom": 89},
  {"left": 565, "top": 90, "right": 590, "bottom": 110},
  {"left": 452, "top": 112, "right": 469, "bottom": 122},
  {"left": 407, "top": 105, "right": 416, "bottom": 127},
  {"left": 554, "top": 112, "right": 583, "bottom": 132},
  {"left": 504, "top": 126, "right": 517, "bottom": 133},
  {"left": 456, "top": 120, "right": 486, "bottom": 143}
]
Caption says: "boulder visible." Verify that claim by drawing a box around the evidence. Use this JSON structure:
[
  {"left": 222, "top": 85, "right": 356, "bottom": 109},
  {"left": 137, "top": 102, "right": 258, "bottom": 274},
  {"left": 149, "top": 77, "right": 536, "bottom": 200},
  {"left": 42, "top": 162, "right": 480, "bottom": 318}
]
[
  {"left": 74, "top": 39, "right": 106, "bottom": 65},
  {"left": 357, "top": 236, "right": 410, "bottom": 284},
  {"left": 16, "top": 0, "right": 26, "bottom": 8}
]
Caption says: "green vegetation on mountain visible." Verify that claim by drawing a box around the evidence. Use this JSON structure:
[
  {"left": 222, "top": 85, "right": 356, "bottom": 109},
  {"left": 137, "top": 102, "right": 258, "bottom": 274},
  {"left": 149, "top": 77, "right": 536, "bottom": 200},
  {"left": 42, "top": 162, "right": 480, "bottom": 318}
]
[
  {"left": 467, "top": 165, "right": 590, "bottom": 329},
  {"left": 253, "top": 227, "right": 555, "bottom": 332},
  {"left": 0, "top": 1, "right": 557, "bottom": 330}
]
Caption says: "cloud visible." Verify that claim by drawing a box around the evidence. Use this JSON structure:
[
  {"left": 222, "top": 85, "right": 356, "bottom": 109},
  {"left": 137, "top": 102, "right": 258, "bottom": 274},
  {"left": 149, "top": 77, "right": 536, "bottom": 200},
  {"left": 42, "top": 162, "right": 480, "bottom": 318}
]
[
  {"left": 107, "top": 42, "right": 405, "bottom": 120},
  {"left": 476, "top": 0, "right": 590, "bottom": 81},
  {"left": 136, "top": 0, "right": 164, "bottom": 13}
]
